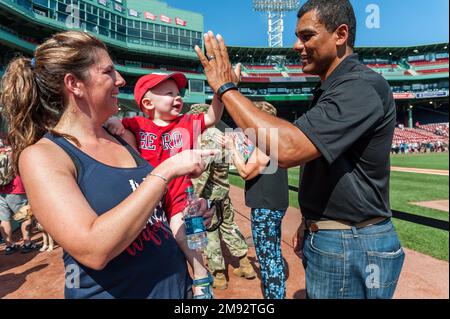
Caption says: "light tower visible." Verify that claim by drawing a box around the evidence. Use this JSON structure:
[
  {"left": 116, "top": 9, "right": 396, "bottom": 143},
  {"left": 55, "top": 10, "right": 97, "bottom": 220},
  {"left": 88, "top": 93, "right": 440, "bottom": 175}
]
[{"left": 253, "top": 0, "right": 299, "bottom": 48}]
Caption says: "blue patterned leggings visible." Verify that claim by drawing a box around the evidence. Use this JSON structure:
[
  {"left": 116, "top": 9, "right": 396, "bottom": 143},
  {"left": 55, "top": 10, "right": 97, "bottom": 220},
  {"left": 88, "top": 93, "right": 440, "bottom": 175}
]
[{"left": 251, "top": 208, "right": 286, "bottom": 299}]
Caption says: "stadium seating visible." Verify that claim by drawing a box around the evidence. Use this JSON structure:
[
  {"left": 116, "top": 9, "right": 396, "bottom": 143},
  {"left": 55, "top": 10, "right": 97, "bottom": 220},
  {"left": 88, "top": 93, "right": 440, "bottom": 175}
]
[
  {"left": 240, "top": 61, "right": 450, "bottom": 79},
  {"left": 365, "top": 63, "right": 408, "bottom": 76},
  {"left": 284, "top": 64, "right": 303, "bottom": 70},
  {"left": 366, "top": 63, "right": 398, "bottom": 69},
  {"left": 407, "top": 58, "right": 449, "bottom": 75},
  {"left": 107, "top": 53, "right": 448, "bottom": 83},
  {"left": 244, "top": 65, "right": 277, "bottom": 70},
  {"left": 409, "top": 58, "right": 449, "bottom": 67},
  {"left": 393, "top": 125, "right": 449, "bottom": 144},
  {"left": 416, "top": 67, "right": 449, "bottom": 74},
  {"left": 418, "top": 123, "right": 449, "bottom": 137},
  {"left": 246, "top": 72, "right": 284, "bottom": 77},
  {"left": 163, "top": 66, "right": 200, "bottom": 74},
  {"left": 241, "top": 64, "right": 319, "bottom": 78}
]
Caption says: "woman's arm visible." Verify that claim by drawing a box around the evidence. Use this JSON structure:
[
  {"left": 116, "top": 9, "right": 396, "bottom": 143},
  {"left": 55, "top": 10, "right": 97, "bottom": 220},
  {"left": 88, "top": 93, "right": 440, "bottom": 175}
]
[
  {"left": 19, "top": 141, "right": 212, "bottom": 270},
  {"left": 227, "top": 136, "right": 270, "bottom": 181}
]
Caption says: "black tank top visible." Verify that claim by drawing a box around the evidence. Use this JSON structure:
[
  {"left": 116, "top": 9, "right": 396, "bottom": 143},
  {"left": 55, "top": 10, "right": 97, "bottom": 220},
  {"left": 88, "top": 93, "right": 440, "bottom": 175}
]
[
  {"left": 245, "top": 164, "right": 289, "bottom": 210},
  {"left": 44, "top": 131, "right": 191, "bottom": 299}
]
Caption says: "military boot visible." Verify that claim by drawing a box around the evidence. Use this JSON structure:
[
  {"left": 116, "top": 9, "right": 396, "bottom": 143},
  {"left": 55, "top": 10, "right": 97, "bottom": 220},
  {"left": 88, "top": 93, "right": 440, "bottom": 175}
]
[
  {"left": 212, "top": 271, "right": 228, "bottom": 290},
  {"left": 232, "top": 255, "right": 256, "bottom": 279}
]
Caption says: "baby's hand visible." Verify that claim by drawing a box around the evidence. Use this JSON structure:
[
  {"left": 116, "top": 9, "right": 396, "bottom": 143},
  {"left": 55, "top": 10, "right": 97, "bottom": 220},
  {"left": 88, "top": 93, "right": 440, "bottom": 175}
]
[{"left": 105, "top": 117, "right": 125, "bottom": 136}]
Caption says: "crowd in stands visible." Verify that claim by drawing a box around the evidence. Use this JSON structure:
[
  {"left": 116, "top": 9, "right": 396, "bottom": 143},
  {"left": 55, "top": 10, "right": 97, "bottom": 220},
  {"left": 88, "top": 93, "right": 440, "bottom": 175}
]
[
  {"left": 418, "top": 123, "right": 449, "bottom": 137},
  {"left": 391, "top": 122, "right": 449, "bottom": 154},
  {"left": 391, "top": 140, "right": 448, "bottom": 154}
]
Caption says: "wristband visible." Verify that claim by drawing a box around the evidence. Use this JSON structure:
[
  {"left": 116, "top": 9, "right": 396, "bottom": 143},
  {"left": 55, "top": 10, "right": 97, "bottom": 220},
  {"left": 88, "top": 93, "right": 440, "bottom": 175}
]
[
  {"left": 148, "top": 172, "right": 168, "bottom": 193},
  {"left": 148, "top": 172, "right": 168, "bottom": 182},
  {"left": 217, "top": 82, "right": 238, "bottom": 102}
]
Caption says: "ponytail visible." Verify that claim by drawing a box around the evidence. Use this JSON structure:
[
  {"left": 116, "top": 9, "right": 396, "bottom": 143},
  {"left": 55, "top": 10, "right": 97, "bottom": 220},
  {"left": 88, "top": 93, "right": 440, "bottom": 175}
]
[{"left": 0, "top": 57, "right": 45, "bottom": 175}]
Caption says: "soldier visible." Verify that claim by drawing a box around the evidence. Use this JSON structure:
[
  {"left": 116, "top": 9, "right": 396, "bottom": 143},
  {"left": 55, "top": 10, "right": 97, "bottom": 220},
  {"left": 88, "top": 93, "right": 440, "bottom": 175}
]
[{"left": 189, "top": 104, "right": 256, "bottom": 290}]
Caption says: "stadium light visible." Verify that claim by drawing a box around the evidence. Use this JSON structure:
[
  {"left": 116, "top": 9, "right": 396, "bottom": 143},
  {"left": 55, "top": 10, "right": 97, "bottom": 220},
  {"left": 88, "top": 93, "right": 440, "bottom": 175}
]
[{"left": 253, "top": 0, "right": 299, "bottom": 47}]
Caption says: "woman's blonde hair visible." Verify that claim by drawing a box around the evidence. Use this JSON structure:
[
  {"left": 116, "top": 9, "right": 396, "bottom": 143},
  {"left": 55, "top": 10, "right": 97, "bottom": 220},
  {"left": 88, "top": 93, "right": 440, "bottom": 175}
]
[
  {"left": 253, "top": 101, "right": 277, "bottom": 116},
  {"left": 0, "top": 31, "right": 107, "bottom": 174}
]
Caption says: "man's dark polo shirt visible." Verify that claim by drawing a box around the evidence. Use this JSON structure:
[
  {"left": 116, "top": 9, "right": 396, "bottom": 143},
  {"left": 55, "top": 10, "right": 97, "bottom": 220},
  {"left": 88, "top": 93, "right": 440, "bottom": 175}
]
[{"left": 294, "top": 54, "right": 396, "bottom": 223}]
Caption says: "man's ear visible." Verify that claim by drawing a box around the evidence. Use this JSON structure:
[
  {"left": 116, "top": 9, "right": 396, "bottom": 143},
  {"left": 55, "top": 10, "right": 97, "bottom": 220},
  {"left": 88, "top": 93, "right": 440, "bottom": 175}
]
[
  {"left": 64, "top": 73, "right": 84, "bottom": 98},
  {"left": 141, "top": 97, "right": 155, "bottom": 112},
  {"left": 335, "top": 24, "right": 349, "bottom": 47}
]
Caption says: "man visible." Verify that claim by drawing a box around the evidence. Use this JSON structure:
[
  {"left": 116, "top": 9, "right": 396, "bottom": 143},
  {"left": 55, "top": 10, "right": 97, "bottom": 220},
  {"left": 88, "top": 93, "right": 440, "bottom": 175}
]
[
  {"left": 195, "top": 0, "right": 404, "bottom": 299},
  {"left": 189, "top": 104, "right": 256, "bottom": 290}
]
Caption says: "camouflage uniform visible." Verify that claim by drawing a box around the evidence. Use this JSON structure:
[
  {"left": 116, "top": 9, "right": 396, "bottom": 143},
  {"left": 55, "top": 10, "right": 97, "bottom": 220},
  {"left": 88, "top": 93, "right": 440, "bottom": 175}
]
[{"left": 192, "top": 127, "right": 248, "bottom": 273}]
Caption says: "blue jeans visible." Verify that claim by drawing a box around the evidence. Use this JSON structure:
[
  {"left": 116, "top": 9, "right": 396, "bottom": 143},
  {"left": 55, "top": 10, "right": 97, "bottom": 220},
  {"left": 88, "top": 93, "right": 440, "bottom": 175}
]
[
  {"left": 302, "top": 218, "right": 405, "bottom": 299},
  {"left": 251, "top": 208, "right": 286, "bottom": 299}
]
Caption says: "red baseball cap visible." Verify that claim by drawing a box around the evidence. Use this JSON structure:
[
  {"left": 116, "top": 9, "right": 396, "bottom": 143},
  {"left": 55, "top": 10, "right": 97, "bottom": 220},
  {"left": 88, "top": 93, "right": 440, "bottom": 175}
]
[{"left": 134, "top": 72, "right": 187, "bottom": 110}]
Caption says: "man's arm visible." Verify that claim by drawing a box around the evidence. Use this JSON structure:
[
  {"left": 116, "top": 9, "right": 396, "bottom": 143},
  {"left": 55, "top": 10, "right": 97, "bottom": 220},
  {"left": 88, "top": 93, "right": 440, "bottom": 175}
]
[
  {"left": 221, "top": 92, "right": 320, "bottom": 168},
  {"left": 195, "top": 32, "right": 320, "bottom": 168}
]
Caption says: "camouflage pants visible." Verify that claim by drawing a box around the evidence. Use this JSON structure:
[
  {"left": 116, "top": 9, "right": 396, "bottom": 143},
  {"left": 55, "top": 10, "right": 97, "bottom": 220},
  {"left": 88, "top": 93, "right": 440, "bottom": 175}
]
[{"left": 206, "top": 197, "right": 248, "bottom": 272}]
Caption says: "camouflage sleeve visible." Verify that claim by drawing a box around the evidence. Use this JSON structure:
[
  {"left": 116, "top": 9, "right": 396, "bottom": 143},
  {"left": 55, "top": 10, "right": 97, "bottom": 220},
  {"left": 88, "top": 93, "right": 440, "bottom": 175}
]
[
  {"left": 192, "top": 128, "right": 230, "bottom": 199},
  {"left": 205, "top": 155, "right": 230, "bottom": 200},
  {"left": 192, "top": 160, "right": 212, "bottom": 197},
  {"left": 191, "top": 132, "right": 207, "bottom": 196}
]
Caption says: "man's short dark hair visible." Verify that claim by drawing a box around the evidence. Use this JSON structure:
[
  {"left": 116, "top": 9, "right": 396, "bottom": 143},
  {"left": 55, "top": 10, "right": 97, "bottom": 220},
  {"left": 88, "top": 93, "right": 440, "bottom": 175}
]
[{"left": 297, "top": 0, "right": 356, "bottom": 48}]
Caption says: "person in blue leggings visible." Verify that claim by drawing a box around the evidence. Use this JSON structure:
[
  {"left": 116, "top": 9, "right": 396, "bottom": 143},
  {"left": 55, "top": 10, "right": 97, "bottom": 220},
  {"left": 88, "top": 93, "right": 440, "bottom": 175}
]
[{"left": 225, "top": 101, "right": 289, "bottom": 299}]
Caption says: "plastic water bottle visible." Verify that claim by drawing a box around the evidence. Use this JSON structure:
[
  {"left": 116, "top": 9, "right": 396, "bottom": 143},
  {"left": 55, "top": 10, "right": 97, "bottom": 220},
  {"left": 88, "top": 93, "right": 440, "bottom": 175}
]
[{"left": 184, "top": 186, "right": 208, "bottom": 250}]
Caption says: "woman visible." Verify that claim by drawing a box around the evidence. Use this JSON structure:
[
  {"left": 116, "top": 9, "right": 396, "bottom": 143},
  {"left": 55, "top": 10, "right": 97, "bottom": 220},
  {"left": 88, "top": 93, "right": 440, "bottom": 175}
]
[
  {"left": 224, "top": 101, "right": 289, "bottom": 299},
  {"left": 1, "top": 31, "right": 215, "bottom": 299}
]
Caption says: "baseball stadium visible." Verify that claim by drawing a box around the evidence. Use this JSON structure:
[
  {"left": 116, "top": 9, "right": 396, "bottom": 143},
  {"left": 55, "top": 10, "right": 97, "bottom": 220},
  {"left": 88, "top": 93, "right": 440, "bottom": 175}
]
[{"left": 0, "top": 0, "right": 448, "bottom": 300}]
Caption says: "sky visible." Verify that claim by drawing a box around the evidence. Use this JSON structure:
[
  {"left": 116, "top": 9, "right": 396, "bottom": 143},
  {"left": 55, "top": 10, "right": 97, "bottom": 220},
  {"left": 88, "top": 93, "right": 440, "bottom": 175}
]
[{"left": 162, "top": 0, "right": 449, "bottom": 48}]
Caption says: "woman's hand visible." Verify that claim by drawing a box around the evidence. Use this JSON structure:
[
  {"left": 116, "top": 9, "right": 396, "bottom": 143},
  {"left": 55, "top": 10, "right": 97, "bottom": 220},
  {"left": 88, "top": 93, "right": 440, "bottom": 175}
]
[
  {"left": 222, "top": 134, "right": 236, "bottom": 151},
  {"left": 162, "top": 149, "right": 217, "bottom": 180},
  {"left": 211, "top": 131, "right": 235, "bottom": 151}
]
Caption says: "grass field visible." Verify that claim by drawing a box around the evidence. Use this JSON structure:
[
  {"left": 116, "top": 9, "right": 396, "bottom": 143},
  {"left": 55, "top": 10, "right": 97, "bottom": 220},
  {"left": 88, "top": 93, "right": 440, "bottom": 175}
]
[
  {"left": 390, "top": 152, "right": 449, "bottom": 170},
  {"left": 229, "top": 152, "right": 449, "bottom": 261}
]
